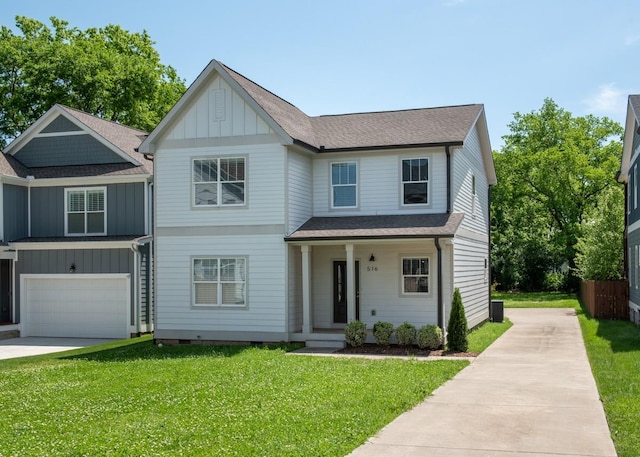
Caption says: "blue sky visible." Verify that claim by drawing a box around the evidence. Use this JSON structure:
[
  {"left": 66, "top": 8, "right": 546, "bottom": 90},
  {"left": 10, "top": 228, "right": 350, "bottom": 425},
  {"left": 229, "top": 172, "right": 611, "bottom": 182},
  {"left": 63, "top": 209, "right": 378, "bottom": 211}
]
[{"left": 2, "top": 0, "right": 639, "bottom": 149}]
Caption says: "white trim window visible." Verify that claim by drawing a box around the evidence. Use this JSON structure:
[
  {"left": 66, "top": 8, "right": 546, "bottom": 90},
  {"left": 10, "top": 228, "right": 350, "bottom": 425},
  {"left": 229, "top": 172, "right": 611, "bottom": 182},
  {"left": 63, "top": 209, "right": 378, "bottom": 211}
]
[
  {"left": 193, "top": 257, "right": 246, "bottom": 306},
  {"left": 402, "top": 257, "right": 429, "bottom": 294},
  {"left": 65, "top": 187, "right": 106, "bottom": 236},
  {"left": 331, "top": 161, "right": 357, "bottom": 208},
  {"left": 635, "top": 165, "right": 638, "bottom": 210},
  {"left": 402, "top": 157, "right": 429, "bottom": 205},
  {"left": 193, "top": 157, "right": 245, "bottom": 207}
]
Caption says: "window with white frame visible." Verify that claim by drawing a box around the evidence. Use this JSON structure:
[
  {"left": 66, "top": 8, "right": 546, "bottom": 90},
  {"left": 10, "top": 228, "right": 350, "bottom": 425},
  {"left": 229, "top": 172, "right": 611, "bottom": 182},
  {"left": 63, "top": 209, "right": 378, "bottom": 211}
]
[
  {"left": 65, "top": 187, "right": 106, "bottom": 235},
  {"left": 331, "top": 162, "right": 357, "bottom": 208},
  {"left": 402, "top": 257, "right": 429, "bottom": 294},
  {"left": 193, "top": 257, "right": 246, "bottom": 306},
  {"left": 193, "top": 157, "right": 245, "bottom": 207},
  {"left": 402, "top": 158, "right": 429, "bottom": 205},
  {"left": 635, "top": 165, "right": 638, "bottom": 210}
]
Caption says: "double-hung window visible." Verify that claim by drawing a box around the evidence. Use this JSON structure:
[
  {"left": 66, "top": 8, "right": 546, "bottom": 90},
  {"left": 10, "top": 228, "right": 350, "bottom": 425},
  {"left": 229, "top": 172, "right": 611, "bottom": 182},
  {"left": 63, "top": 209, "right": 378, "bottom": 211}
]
[
  {"left": 193, "top": 157, "right": 245, "bottom": 207},
  {"left": 402, "top": 257, "right": 429, "bottom": 294},
  {"left": 193, "top": 257, "right": 246, "bottom": 306},
  {"left": 331, "top": 162, "right": 357, "bottom": 208},
  {"left": 402, "top": 158, "right": 429, "bottom": 205},
  {"left": 65, "top": 187, "right": 106, "bottom": 236}
]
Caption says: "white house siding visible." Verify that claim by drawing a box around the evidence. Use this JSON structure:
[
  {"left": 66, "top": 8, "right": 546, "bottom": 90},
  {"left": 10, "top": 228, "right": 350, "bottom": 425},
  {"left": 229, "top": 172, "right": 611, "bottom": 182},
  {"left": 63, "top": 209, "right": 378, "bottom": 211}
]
[
  {"left": 452, "top": 126, "right": 489, "bottom": 234},
  {"left": 154, "top": 143, "right": 286, "bottom": 228},
  {"left": 310, "top": 242, "right": 439, "bottom": 329},
  {"left": 312, "top": 148, "right": 448, "bottom": 216},
  {"left": 165, "top": 74, "right": 274, "bottom": 140},
  {"left": 287, "top": 244, "right": 303, "bottom": 332},
  {"left": 287, "top": 149, "right": 312, "bottom": 233},
  {"left": 452, "top": 234, "right": 489, "bottom": 328},
  {"left": 154, "top": 234, "right": 287, "bottom": 341}
]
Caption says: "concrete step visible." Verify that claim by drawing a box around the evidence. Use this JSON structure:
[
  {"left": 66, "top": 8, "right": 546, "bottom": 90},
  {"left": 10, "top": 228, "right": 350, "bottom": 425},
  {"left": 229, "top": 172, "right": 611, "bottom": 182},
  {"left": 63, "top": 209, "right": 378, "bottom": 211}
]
[{"left": 305, "top": 339, "right": 345, "bottom": 349}]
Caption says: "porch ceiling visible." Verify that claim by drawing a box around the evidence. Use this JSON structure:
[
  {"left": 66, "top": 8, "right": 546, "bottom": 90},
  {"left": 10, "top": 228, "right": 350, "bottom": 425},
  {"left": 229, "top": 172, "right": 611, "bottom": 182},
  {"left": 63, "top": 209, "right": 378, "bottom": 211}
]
[{"left": 285, "top": 213, "right": 463, "bottom": 242}]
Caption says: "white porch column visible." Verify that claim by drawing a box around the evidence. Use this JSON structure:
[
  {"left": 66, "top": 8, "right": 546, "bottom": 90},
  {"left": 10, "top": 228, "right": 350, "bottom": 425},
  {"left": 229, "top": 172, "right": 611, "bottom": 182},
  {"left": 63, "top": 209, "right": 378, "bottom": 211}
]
[
  {"left": 301, "top": 245, "right": 312, "bottom": 334},
  {"left": 345, "top": 243, "right": 356, "bottom": 322}
]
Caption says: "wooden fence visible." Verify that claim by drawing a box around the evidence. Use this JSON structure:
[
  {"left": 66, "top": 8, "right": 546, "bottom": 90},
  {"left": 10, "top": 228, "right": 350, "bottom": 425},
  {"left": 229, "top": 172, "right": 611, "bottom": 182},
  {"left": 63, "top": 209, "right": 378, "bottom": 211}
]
[{"left": 580, "top": 280, "right": 629, "bottom": 320}]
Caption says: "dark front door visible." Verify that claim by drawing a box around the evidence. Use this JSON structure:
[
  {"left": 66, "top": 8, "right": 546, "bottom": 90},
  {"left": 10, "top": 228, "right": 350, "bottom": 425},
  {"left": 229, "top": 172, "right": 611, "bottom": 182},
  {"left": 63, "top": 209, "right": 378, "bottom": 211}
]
[
  {"left": 0, "top": 260, "right": 11, "bottom": 323},
  {"left": 333, "top": 260, "right": 360, "bottom": 324}
]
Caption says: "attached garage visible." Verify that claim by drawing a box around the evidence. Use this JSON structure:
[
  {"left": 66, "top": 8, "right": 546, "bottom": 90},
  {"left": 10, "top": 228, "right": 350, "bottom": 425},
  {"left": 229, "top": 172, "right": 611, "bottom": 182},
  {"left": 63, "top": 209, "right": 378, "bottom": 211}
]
[{"left": 21, "top": 274, "right": 130, "bottom": 339}]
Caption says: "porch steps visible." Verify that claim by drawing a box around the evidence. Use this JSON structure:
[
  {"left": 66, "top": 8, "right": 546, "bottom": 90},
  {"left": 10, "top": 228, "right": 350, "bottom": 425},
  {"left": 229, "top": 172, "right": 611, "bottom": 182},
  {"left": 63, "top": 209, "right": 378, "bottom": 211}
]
[{"left": 305, "top": 339, "right": 345, "bottom": 349}]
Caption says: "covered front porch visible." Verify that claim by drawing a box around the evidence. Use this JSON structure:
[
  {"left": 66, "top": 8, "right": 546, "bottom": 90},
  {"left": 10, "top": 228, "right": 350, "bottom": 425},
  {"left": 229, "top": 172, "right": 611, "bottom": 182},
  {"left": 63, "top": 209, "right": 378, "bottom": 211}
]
[{"left": 284, "top": 213, "right": 463, "bottom": 345}]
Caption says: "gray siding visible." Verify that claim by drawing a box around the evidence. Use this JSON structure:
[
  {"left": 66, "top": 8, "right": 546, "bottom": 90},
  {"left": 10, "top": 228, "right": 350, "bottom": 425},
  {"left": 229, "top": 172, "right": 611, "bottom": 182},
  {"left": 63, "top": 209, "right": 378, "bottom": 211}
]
[
  {"left": 3, "top": 184, "right": 28, "bottom": 241},
  {"left": 14, "top": 248, "right": 135, "bottom": 323},
  {"left": 629, "top": 228, "right": 640, "bottom": 306},
  {"left": 139, "top": 243, "right": 153, "bottom": 326},
  {"left": 31, "top": 182, "right": 146, "bottom": 237},
  {"left": 41, "top": 115, "right": 82, "bottom": 133},
  {"left": 14, "top": 135, "right": 128, "bottom": 167}
]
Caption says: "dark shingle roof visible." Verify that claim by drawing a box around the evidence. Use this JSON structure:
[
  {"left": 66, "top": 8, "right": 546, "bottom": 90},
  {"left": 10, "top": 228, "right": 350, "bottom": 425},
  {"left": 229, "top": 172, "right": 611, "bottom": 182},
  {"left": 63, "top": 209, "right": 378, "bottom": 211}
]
[
  {"left": 285, "top": 213, "right": 464, "bottom": 241},
  {"left": 1, "top": 105, "right": 152, "bottom": 178},
  {"left": 221, "top": 62, "right": 482, "bottom": 151}
]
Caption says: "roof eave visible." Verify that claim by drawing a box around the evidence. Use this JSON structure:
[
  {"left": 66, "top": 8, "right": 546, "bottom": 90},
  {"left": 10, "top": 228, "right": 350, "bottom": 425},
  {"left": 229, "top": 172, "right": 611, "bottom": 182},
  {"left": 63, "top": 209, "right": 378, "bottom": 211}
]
[
  {"left": 284, "top": 234, "right": 456, "bottom": 242},
  {"left": 316, "top": 141, "right": 464, "bottom": 154},
  {"left": 620, "top": 97, "right": 638, "bottom": 182}
]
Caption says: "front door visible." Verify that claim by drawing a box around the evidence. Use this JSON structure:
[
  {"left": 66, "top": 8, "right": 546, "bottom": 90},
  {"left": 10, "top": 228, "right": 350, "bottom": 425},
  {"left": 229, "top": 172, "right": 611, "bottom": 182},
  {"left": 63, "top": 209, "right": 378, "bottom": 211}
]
[
  {"left": 333, "top": 260, "right": 360, "bottom": 324},
  {"left": 0, "top": 260, "right": 11, "bottom": 323}
]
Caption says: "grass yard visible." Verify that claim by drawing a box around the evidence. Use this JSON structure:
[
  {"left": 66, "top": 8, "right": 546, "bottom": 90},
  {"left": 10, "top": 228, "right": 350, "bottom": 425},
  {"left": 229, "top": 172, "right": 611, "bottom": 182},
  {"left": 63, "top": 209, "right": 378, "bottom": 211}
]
[
  {"left": 494, "top": 291, "right": 640, "bottom": 457},
  {"left": 0, "top": 339, "right": 468, "bottom": 457},
  {"left": 468, "top": 318, "right": 512, "bottom": 352}
]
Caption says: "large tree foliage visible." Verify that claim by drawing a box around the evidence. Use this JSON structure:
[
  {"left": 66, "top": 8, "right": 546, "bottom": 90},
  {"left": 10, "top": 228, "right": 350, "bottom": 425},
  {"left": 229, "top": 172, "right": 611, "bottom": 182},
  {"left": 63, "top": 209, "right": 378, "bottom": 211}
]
[
  {"left": 0, "top": 16, "right": 186, "bottom": 146},
  {"left": 574, "top": 186, "right": 625, "bottom": 281},
  {"left": 491, "top": 98, "right": 623, "bottom": 291}
]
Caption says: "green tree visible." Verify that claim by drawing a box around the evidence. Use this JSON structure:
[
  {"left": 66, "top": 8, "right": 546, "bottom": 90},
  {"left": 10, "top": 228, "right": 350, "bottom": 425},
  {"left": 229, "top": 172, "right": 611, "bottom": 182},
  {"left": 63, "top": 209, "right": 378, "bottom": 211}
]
[
  {"left": 491, "top": 98, "right": 623, "bottom": 290},
  {"left": 447, "top": 289, "right": 468, "bottom": 352},
  {"left": 0, "top": 16, "right": 186, "bottom": 147},
  {"left": 574, "top": 186, "right": 625, "bottom": 280}
]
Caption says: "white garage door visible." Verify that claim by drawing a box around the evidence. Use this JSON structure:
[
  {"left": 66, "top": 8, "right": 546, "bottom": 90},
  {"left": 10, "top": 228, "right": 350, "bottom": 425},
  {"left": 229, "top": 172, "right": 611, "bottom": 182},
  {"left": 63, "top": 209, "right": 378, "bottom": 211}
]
[{"left": 22, "top": 275, "right": 129, "bottom": 339}]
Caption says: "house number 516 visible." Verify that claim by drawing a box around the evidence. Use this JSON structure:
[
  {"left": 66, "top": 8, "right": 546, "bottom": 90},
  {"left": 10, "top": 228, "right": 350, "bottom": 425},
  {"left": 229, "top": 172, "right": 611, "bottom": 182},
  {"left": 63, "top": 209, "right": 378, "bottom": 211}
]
[{"left": 367, "top": 266, "right": 378, "bottom": 272}]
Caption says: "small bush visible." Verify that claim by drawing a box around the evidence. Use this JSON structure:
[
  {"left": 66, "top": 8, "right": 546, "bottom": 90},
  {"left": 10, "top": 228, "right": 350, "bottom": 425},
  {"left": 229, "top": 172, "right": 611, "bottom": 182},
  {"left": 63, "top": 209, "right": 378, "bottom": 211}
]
[
  {"left": 447, "top": 288, "right": 468, "bottom": 352},
  {"left": 372, "top": 321, "right": 394, "bottom": 346},
  {"left": 396, "top": 322, "right": 416, "bottom": 347},
  {"left": 344, "top": 320, "right": 367, "bottom": 347},
  {"left": 543, "top": 271, "right": 567, "bottom": 292},
  {"left": 417, "top": 324, "right": 442, "bottom": 350}
]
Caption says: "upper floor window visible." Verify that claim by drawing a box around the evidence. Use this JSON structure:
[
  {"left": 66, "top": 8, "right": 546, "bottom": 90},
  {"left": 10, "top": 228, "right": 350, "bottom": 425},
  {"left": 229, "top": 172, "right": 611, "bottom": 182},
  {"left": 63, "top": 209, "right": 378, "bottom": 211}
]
[
  {"left": 402, "top": 158, "right": 429, "bottom": 205},
  {"left": 193, "top": 257, "right": 246, "bottom": 307},
  {"left": 65, "top": 187, "right": 106, "bottom": 236},
  {"left": 331, "top": 162, "right": 357, "bottom": 208},
  {"left": 193, "top": 157, "right": 245, "bottom": 207},
  {"left": 634, "top": 165, "right": 638, "bottom": 210}
]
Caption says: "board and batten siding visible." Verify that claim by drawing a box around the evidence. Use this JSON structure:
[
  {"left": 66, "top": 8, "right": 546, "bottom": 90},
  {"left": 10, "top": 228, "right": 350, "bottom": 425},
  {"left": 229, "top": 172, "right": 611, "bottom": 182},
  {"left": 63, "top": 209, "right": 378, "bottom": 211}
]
[
  {"left": 165, "top": 74, "right": 275, "bottom": 140},
  {"left": 287, "top": 150, "right": 312, "bottom": 233},
  {"left": 154, "top": 234, "right": 287, "bottom": 339},
  {"left": 3, "top": 184, "right": 28, "bottom": 242},
  {"left": 14, "top": 248, "right": 136, "bottom": 323},
  {"left": 154, "top": 144, "right": 286, "bottom": 228},
  {"left": 452, "top": 235, "right": 489, "bottom": 328},
  {"left": 452, "top": 125, "right": 490, "bottom": 235},
  {"left": 30, "top": 182, "right": 147, "bottom": 237},
  {"left": 311, "top": 148, "right": 447, "bottom": 216},
  {"left": 310, "top": 243, "right": 440, "bottom": 329}
]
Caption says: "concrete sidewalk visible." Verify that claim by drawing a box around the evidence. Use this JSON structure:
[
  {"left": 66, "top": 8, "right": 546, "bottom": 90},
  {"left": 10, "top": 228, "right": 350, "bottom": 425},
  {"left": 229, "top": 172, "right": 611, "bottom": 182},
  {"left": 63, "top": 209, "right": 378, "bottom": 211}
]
[
  {"left": 0, "top": 337, "right": 115, "bottom": 360},
  {"left": 348, "top": 308, "right": 617, "bottom": 457}
]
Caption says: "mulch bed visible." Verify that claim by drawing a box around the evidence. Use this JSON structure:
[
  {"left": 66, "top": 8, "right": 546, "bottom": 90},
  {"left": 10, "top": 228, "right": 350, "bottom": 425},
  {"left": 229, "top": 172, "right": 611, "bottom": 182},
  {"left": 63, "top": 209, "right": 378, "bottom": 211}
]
[{"left": 338, "top": 344, "right": 478, "bottom": 358}]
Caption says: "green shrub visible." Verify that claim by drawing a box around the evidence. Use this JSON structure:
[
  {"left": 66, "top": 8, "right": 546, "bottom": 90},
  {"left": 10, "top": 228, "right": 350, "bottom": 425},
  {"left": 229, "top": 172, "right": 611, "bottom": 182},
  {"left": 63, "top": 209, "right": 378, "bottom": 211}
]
[
  {"left": 372, "top": 321, "right": 394, "bottom": 346},
  {"left": 396, "top": 322, "right": 416, "bottom": 347},
  {"left": 344, "top": 320, "right": 367, "bottom": 347},
  {"left": 447, "top": 288, "right": 468, "bottom": 352},
  {"left": 417, "top": 324, "right": 442, "bottom": 350},
  {"left": 543, "top": 271, "right": 567, "bottom": 292}
]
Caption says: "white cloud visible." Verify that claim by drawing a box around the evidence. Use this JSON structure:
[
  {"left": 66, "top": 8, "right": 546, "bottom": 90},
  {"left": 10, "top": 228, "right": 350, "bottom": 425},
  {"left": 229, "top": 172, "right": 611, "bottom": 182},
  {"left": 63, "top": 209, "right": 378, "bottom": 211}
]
[{"left": 583, "top": 83, "right": 626, "bottom": 116}]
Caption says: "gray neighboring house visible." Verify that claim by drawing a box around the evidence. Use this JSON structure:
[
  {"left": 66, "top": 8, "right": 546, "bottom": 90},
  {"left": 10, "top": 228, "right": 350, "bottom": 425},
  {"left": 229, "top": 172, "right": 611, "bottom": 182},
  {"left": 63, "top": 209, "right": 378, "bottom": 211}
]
[
  {"left": 0, "top": 105, "right": 154, "bottom": 339},
  {"left": 621, "top": 94, "right": 640, "bottom": 325}
]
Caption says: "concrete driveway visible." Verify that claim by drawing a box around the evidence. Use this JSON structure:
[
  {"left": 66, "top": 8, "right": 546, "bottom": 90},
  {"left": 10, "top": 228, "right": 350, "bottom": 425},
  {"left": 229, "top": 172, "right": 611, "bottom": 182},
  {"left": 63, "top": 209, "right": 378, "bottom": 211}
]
[
  {"left": 348, "top": 308, "right": 617, "bottom": 457},
  {"left": 0, "top": 337, "right": 115, "bottom": 360}
]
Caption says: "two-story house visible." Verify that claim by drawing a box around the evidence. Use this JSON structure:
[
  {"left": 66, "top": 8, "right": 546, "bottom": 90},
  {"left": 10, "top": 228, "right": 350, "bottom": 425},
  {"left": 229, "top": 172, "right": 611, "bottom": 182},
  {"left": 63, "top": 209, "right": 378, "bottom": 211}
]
[
  {"left": 0, "top": 105, "right": 153, "bottom": 339},
  {"left": 140, "top": 60, "right": 496, "bottom": 346},
  {"left": 620, "top": 94, "right": 640, "bottom": 325}
]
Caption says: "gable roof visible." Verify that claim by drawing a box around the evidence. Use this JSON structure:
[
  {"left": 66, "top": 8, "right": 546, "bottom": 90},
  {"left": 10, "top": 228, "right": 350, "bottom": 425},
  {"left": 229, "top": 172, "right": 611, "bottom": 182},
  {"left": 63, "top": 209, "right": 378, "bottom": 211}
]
[
  {"left": 620, "top": 94, "right": 640, "bottom": 182},
  {"left": 1, "top": 105, "right": 151, "bottom": 178}
]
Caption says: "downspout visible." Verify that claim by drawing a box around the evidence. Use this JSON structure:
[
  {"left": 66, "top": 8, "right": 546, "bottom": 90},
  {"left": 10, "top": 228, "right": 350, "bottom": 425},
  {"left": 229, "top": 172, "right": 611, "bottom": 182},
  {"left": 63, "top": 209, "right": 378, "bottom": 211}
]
[
  {"left": 435, "top": 237, "right": 444, "bottom": 334},
  {"left": 445, "top": 146, "right": 452, "bottom": 213}
]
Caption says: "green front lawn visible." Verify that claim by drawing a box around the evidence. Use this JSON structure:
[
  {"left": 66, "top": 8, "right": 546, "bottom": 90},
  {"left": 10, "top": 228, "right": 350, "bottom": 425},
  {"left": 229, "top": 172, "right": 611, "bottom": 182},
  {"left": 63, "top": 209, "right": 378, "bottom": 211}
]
[
  {"left": 0, "top": 339, "right": 468, "bottom": 456},
  {"left": 493, "top": 291, "right": 640, "bottom": 457}
]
